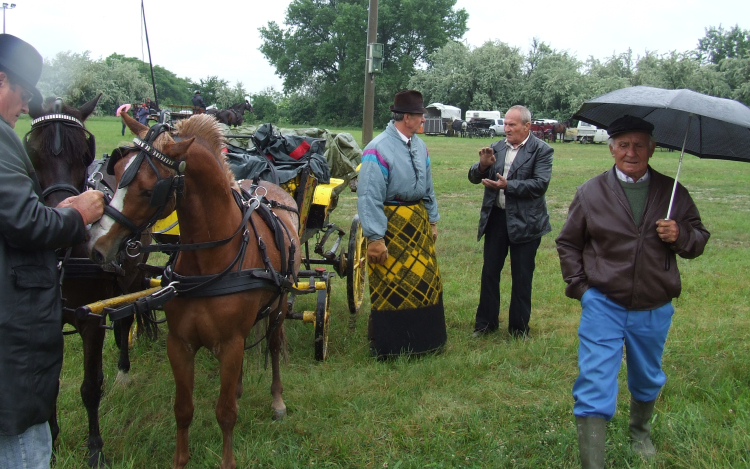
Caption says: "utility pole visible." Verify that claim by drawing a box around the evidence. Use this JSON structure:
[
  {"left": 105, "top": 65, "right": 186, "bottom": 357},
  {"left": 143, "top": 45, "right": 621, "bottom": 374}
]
[
  {"left": 361, "top": 0, "right": 379, "bottom": 146},
  {"left": 2, "top": 3, "right": 16, "bottom": 34}
]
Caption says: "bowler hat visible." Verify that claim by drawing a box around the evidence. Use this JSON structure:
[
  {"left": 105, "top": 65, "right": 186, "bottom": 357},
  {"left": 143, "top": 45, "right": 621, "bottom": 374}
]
[
  {"left": 389, "top": 90, "right": 428, "bottom": 114},
  {"left": 607, "top": 115, "right": 654, "bottom": 137},
  {"left": 0, "top": 34, "right": 43, "bottom": 105}
]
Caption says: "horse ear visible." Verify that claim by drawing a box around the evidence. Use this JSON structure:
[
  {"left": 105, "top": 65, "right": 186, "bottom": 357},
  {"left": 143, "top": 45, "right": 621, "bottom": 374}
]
[
  {"left": 78, "top": 93, "right": 103, "bottom": 121},
  {"left": 123, "top": 110, "right": 148, "bottom": 135},
  {"left": 163, "top": 137, "right": 195, "bottom": 158},
  {"left": 28, "top": 97, "right": 44, "bottom": 119}
]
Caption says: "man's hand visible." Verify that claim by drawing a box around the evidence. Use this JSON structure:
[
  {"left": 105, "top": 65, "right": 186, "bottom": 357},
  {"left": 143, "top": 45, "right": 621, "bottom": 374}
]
[
  {"left": 430, "top": 222, "right": 437, "bottom": 243},
  {"left": 367, "top": 238, "right": 388, "bottom": 265},
  {"left": 478, "top": 147, "right": 495, "bottom": 172},
  {"left": 481, "top": 173, "right": 507, "bottom": 190},
  {"left": 656, "top": 219, "right": 679, "bottom": 243},
  {"left": 59, "top": 190, "right": 105, "bottom": 225}
]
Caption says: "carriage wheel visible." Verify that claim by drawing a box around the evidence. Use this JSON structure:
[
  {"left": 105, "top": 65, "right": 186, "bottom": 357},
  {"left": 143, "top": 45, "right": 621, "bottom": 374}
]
[
  {"left": 489, "top": 129, "right": 495, "bottom": 138},
  {"left": 346, "top": 214, "right": 367, "bottom": 314},
  {"left": 314, "top": 279, "right": 332, "bottom": 361}
]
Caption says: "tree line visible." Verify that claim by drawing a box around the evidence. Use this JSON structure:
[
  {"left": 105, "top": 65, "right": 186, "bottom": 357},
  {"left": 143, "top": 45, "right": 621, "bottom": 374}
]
[
  {"left": 37, "top": 52, "right": 250, "bottom": 116},
  {"left": 37, "top": 5, "right": 749, "bottom": 130}
]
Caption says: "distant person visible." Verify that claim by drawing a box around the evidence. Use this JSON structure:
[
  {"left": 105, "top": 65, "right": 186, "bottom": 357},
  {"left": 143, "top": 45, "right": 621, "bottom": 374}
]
[
  {"left": 135, "top": 102, "right": 149, "bottom": 125},
  {"left": 115, "top": 103, "right": 131, "bottom": 136},
  {"left": 358, "top": 89, "right": 445, "bottom": 358},
  {"left": 556, "top": 115, "right": 710, "bottom": 468},
  {"left": 468, "top": 105, "right": 553, "bottom": 338},
  {"left": 145, "top": 97, "right": 158, "bottom": 114},
  {"left": 0, "top": 33, "right": 105, "bottom": 469},
  {"left": 191, "top": 90, "right": 206, "bottom": 114}
]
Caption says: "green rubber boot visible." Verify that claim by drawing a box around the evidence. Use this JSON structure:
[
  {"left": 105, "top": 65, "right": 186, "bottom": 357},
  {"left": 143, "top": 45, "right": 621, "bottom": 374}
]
[
  {"left": 629, "top": 397, "right": 657, "bottom": 458},
  {"left": 576, "top": 416, "right": 606, "bottom": 469}
]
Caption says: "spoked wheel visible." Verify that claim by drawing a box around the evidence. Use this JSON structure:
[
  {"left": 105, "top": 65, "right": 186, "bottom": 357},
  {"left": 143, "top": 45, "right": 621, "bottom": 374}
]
[
  {"left": 314, "top": 277, "right": 332, "bottom": 361},
  {"left": 346, "top": 214, "right": 367, "bottom": 314}
]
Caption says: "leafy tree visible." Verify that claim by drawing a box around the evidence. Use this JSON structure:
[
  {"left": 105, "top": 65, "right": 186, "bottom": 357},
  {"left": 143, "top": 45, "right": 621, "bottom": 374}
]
[
  {"left": 697, "top": 24, "right": 750, "bottom": 64},
  {"left": 251, "top": 87, "right": 282, "bottom": 123},
  {"left": 105, "top": 54, "right": 192, "bottom": 105},
  {"left": 409, "top": 40, "right": 524, "bottom": 116},
  {"left": 260, "top": 0, "right": 467, "bottom": 126},
  {"left": 215, "top": 82, "right": 249, "bottom": 109},
  {"left": 522, "top": 44, "right": 586, "bottom": 120}
]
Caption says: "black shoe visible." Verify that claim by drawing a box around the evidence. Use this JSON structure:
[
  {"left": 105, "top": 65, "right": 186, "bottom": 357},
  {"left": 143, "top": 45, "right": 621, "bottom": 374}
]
[{"left": 472, "top": 326, "right": 497, "bottom": 338}]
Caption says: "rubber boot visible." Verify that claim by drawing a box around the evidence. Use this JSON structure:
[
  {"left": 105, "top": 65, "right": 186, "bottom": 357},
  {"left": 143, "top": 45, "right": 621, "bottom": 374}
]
[
  {"left": 576, "top": 416, "right": 606, "bottom": 469},
  {"left": 629, "top": 397, "right": 657, "bottom": 458}
]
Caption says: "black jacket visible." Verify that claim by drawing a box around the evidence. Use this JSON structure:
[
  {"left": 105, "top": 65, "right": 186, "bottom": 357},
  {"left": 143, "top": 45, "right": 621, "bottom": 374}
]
[
  {"left": 468, "top": 132, "right": 553, "bottom": 243},
  {"left": 191, "top": 94, "right": 206, "bottom": 109},
  {"left": 0, "top": 117, "right": 86, "bottom": 436}
]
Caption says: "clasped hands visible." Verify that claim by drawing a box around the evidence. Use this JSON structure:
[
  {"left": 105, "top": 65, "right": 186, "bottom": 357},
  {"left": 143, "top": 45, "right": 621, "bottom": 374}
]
[{"left": 478, "top": 147, "right": 507, "bottom": 190}]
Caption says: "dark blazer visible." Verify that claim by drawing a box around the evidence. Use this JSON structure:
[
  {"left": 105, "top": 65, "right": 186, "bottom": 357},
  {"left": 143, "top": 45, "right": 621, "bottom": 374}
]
[
  {"left": 0, "top": 117, "right": 86, "bottom": 436},
  {"left": 468, "top": 132, "right": 553, "bottom": 243}
]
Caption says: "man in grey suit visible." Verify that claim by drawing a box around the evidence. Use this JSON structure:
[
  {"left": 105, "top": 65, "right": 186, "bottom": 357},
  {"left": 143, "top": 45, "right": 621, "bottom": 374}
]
[{"left": 468, "top": 105, "right": 553, "bottom": 338}]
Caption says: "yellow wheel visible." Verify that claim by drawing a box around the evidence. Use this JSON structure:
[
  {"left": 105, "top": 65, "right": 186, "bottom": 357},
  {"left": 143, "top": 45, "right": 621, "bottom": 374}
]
[
  {"left": 346, "top": 214, "right": 367, "bottom": 314},
  {"left": 314, "top": 278, "right": 332, "bottom": 361}
]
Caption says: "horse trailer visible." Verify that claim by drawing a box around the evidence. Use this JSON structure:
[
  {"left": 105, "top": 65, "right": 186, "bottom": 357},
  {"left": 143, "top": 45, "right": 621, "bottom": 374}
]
[{"left": 422, "top": 103, "right": 462, "bottom": 135}]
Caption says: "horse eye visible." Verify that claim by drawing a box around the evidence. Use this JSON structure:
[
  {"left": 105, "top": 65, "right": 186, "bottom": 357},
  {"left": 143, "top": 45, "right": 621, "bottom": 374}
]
[{"left": 142, "top": 190, "right": 153, "bottom": 199}]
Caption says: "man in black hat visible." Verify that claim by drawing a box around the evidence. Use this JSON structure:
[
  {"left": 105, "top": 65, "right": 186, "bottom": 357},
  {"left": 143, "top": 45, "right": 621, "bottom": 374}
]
[
  {"left": 468, "top": 105, "right": 554, "bottom": 339},
  {"left": 357, "top": 89, "right": 446, "bottom": 358},
  {"left": 0, "top": 34, "right": 105, "bottom": 467},
  {"left": 556, "top": 115, "right": 710, "bottom": 468}
]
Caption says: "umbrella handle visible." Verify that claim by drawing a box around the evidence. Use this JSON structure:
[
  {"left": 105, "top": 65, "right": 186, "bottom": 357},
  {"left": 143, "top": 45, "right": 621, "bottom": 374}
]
[{"left": 666, "top": 114, "right": 693, "bottom": 220}]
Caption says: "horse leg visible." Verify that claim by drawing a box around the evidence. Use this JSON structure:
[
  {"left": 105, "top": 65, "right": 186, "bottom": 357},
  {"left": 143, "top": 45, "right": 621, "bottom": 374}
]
[
  {"left": 269, "top": 319, "right": 287, "bottom": 421},
  {"left": 79, "top": 318, "right": 108, "bottom": 468},
  {"left": 113, "top": 315, "right": 135, "bottom": 385},
  {"left": 215, "top": 338, "right": 245, "bottom": 469},
  {"left": 167, "top": 332, "right": 196, "bottom": 469}
]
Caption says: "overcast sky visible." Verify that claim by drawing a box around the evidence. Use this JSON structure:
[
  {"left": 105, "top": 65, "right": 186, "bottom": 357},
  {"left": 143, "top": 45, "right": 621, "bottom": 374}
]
[{"left": 8, "top": 0, "right": 750, "bottom": 96}]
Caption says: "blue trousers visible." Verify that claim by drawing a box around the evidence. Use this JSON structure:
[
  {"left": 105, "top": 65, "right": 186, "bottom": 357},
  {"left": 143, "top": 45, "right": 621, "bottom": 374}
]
[
  {"left": 0, "top": 422, "right": 52, "bottom": 469},
  {"left": 573, "top": 287, "right": 674, "bottom": 420}
]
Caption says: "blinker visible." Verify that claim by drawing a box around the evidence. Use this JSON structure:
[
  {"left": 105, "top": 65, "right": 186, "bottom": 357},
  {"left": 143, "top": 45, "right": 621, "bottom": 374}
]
[{"left": 150, "top": 178, "right": 173, "bottom": 207}]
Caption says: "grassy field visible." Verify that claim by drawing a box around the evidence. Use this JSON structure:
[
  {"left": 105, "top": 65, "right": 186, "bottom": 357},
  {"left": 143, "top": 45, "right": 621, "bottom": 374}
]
[{"left": 15, "top": 116, "right": 749, "bottom": 468}]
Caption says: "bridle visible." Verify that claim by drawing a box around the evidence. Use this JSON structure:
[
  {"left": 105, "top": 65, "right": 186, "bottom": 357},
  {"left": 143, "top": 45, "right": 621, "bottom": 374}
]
[
  {"left": 102, "top": 123, "right": 186, "bottom": 251},
  {"left": 23, "top": 97, "right": 97, "bottom": 201}
]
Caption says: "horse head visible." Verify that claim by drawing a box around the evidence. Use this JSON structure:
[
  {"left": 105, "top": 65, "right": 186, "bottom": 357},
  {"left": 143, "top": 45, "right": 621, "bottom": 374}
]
[
  {"left": 25, "top": 94, "right": 101, "bottom": 208},
  {"left": 87, "top": 111, "right": 195, "bottom": 264}
]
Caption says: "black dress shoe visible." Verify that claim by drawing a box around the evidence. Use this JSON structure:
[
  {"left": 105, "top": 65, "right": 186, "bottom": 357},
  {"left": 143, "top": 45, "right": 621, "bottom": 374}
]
[{"left": 471, "top": 327, "right": 497, "bottom": 338}]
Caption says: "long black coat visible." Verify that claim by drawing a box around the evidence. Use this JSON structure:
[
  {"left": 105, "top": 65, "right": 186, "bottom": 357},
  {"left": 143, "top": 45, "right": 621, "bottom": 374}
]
[
  {"left": 0, "top": 117, "right": 85, "bottom": 436},
  {"left": 468, "top": 132, "right": 553, "bottom": 243}
]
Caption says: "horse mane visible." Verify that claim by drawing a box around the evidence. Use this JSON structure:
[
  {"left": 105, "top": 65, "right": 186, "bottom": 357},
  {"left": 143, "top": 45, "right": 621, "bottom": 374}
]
[{"left": 173, "top": 114, "right": 236, "bottom": 188}]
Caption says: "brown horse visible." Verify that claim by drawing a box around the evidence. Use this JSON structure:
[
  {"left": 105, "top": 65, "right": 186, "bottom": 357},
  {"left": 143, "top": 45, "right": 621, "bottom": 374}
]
[
  {"left": 215, "top": 100, "right": 253, "bottom": 127},
  {"left": 551, "top": 121, "right": 569, "bottom": 143},
  {"left": 26, "top": 95, "right": 150, "bottom": 467},
  {"left": 86, "top": 112, "right": 301, "bottom": 469}
]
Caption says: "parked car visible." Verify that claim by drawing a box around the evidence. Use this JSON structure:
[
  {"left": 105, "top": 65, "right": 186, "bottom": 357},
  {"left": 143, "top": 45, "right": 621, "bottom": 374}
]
[
  {"left": 576, "top": 121, "right": 608, "bottom": 144},
  {"left": 488, "top": 118, "right": 505, "bottom": 137}
]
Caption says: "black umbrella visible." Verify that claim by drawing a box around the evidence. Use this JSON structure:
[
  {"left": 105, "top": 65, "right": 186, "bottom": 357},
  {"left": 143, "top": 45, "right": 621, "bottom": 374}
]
[{"left": 573, "top": 86, "right": 750, "bottom": 218}]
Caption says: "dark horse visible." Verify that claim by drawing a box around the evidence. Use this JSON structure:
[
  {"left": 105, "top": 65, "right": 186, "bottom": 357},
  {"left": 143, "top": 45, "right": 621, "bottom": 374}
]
[
  {"left": 551, "top": 121, "right": 569, "bottom": 143},
  {"left": 215, "top": 100, "right": 253, "bottom": 127},
  {"left": 87, "top": 112, "right": 301, "bottom": 469},
  {"left": 26, "top": 95, "right": 150, "bottom": 468}
]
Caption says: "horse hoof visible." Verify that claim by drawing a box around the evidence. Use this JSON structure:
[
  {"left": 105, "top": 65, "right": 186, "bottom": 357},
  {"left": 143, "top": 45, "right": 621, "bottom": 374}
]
[
  {"left": 88, "top": 450, "right": 109, "bottom": 468},
  {"left": 272, "top": 408, "right": 286, "bottom": 421},
  {"left": 114, "top": 370, "right": 130, "bottom": 386}
]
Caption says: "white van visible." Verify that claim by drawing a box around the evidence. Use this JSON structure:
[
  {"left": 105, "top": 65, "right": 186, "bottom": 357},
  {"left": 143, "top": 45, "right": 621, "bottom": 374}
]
[
  {"left": 576, "top": 121, "right": 608, "bottom": 144},
  {"left": 465, "top": 110, "right": 503, "bottom": 121}
]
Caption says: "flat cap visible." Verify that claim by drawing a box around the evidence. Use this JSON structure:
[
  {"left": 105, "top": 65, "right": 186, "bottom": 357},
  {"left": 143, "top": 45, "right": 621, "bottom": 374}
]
[{"left": 607, "top": 115, "right": 654, "bottom": 137}]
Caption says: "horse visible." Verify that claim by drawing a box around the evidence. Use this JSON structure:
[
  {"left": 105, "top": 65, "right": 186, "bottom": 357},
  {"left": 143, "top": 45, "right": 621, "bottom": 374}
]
[
  {"left": 551, "top": 121, "right": 569, "bottom": 143},
  {"left": 86, "top": 112, "right": 301, "bottom": 469},
  {"left": 25, "top": 95, "right": 151, "bottom": 467},
  {"left": 215, "top": 100, "right": 253, "bottom": 127}
]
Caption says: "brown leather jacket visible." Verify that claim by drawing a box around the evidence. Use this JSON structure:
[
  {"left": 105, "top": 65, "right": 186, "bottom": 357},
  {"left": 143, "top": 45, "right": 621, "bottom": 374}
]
[{"left": 556, "top": 166, "right": 710, "bottom": 310}]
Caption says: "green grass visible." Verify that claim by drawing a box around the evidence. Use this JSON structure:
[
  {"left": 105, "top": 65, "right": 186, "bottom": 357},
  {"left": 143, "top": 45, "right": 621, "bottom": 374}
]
[{"left": 17, "top": 116, "right": 749, "bottom": 468}]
